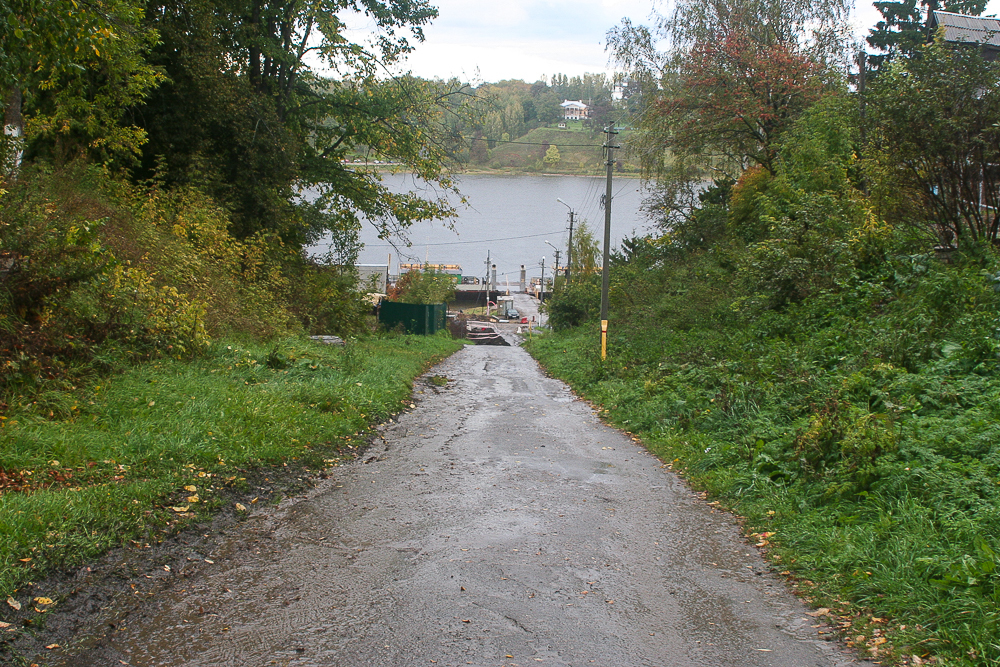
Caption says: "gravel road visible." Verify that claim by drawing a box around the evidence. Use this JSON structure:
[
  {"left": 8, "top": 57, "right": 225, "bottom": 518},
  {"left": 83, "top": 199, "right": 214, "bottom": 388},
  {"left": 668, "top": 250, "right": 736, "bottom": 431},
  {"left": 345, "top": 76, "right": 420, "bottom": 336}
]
[{"left": 59, "top": 341, "right": 871, "bottom": 667}]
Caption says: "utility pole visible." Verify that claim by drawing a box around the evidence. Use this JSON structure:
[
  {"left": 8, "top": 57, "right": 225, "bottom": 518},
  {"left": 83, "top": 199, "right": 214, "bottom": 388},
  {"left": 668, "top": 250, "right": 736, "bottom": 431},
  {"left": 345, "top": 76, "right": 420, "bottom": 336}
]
[
  {"left": 483, "top": 250, "right": 490, "bottom": 311},
  {"left": 545, "top": 240, "right": 560, "bottom": 291},
  {"left": 557, "top": 198, "right": 574, "bottom": 281},
  {"left": 857, "top": 50, "right": 867, "bottom": 166},
  {"left": 600, "top": 125, "right": 618, "bottom": 360},
  {"left": 540, "top": 256, "right": 546, "bottom": 304}
]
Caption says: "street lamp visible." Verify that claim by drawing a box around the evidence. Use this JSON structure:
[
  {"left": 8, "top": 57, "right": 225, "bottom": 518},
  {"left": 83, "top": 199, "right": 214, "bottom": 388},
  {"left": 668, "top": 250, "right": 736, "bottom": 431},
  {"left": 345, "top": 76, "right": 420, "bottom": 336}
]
[
  {"left": 544, "top": 240, "right": 560, "bottom": 291},
  {"left": 556, "top": 198, "right": 574, "bottom": 281}
]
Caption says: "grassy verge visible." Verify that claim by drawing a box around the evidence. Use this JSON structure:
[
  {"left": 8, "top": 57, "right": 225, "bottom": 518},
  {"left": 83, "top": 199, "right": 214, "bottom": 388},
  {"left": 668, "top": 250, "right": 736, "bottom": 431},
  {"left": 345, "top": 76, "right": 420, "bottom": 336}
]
[
  {"left": 0, "top": 333, "right": 461, "bottom": 600},
  {"left": 526, "top": 260, "right": 1000, "bottom": 666}
]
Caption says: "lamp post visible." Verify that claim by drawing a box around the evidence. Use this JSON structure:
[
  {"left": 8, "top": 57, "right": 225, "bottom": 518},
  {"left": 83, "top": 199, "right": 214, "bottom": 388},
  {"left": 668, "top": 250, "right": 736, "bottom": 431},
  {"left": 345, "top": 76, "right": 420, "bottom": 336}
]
[
  {"left": 544, "top": 241, "right": 560, "bottom": 292},
  {"left": 556, "top": 198, "right": 574, "bottom": 281}
]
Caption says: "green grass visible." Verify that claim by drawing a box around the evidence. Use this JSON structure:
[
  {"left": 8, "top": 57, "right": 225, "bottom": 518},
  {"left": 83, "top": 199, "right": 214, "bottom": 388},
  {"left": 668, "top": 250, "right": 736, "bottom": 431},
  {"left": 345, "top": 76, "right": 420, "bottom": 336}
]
[
  {"left": 526, "top": 254, "right": 1000, "bottom": 666},
  {"left": 0, "top": 333, "right": 461, "bottom": 597}
]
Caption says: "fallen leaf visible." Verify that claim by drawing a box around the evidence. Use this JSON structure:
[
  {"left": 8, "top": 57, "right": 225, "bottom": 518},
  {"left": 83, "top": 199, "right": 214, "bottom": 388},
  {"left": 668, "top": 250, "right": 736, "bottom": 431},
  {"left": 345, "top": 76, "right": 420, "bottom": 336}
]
[
  {"left": 33, "top": 597, "right": 53, "bottom": 605},
  {"left": 235, "top": 503, "right": 247, "bottom": 511},
  {"left": 204, "top": 559, "right": 214, "bottom": 564},
  {"left": 164, "top": 565, "right": 171, "bottom": 572},
  {"left": 0, "top": 622, "right": 8, "bottom": 628},
  {"left": 19, "top": 558, "right": 31, "bottom": 563},
  {"left": 170, "top": 506, "right": 189, "bottom": 513},
  {"left": 184, "top": 485, "right": 197, "bottom": 492},
  {"left": 46, "top": 643, "right": 59, "bottom": 649},
  {"left": 187, "top": 495, "right": 200, "bottom": 503},
  {"left": 506, "top": 655, "right": 514, "bottom": 659},
  {"left": 6, "top": 597, "right": 20, "bottom": 611},
  {"left": 806, "top": 608, "right": 830, "bottom": 617},
  {"left": 461, "top": 619, "right": 471, "bottom": 623}
]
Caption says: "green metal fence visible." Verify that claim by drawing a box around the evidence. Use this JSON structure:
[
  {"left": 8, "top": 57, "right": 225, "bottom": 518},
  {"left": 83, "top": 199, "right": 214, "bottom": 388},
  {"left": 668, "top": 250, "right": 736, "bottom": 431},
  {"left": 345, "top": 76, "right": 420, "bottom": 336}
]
[{"left": 378, "top": 302, "right": 447, "bottom": 335}]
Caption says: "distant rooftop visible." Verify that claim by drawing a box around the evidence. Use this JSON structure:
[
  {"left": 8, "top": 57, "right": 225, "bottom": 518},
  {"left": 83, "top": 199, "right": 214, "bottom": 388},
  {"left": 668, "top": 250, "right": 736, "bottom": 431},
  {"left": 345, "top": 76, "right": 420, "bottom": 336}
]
[{"left": 930, "top": 11, "right": 1000, "bottom": 52}]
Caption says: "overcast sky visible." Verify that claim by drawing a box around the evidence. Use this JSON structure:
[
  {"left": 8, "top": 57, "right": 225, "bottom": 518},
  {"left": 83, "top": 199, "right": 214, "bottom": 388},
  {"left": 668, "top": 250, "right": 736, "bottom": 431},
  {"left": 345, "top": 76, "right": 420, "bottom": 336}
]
[{"left": 347, "top": 0, "right": 1000, "bottom": 84}]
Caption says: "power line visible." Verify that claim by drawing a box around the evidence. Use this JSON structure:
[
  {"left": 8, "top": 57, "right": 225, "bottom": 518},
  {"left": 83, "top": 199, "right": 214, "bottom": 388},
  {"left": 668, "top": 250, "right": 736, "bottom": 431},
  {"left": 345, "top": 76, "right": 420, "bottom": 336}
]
[{"left": 311, "top": 229, "right": 563, "bottom": 249}]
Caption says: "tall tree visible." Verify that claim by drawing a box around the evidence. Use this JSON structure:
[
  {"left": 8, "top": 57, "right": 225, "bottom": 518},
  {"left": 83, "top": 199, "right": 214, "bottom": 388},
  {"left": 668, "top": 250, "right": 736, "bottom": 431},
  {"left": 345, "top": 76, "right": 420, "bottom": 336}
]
[
  {"left": 0, "top": 0, "right": 160, "bottom": 173},
  {"left": 608, "top": 0, "right": 846, "bottom": 230},
  {"left": 865, "top": 38, "right": 1000, "bottom": 245},
  {"left": 135, "top": 0, "right": 470, "bottom": 248}
]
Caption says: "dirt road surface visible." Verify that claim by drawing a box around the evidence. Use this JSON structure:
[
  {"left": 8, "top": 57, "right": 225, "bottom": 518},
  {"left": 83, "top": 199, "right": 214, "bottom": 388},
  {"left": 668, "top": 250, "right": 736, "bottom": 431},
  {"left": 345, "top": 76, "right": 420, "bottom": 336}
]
[{"left": 57, "top": 342, "right": 870, "bottom": 667}]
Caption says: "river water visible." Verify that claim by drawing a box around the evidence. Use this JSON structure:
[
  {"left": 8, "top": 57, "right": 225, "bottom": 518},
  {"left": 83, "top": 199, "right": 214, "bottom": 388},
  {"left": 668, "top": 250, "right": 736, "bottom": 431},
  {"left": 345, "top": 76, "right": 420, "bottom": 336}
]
[{"left": 308, "top": 173, "right": 655, "bottom": 286}]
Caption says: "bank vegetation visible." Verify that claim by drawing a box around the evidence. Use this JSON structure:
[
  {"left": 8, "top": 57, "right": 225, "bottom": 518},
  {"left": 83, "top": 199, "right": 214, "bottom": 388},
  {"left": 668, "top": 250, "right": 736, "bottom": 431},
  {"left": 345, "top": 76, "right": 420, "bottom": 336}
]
[{"left": 532, "top": 1, "right": 1000, "bottom": 665}]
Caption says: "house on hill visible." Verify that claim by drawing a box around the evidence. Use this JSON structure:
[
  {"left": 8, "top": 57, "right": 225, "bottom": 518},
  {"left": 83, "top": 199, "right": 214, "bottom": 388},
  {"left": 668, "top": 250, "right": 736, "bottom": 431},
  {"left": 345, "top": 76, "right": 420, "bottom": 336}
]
[
  {"left": 560, "top": 100, "right": 589, "bottom": 120},
  {"left": 930, "top": 11, "right": 1000, "bottom": 60}
]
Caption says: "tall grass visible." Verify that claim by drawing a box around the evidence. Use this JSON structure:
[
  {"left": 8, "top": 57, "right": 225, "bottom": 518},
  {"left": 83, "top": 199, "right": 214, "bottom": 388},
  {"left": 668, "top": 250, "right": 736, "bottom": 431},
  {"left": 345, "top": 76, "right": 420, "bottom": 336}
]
[
  {"left": 0, "top": 334, "right": 460, "bottom": 596},
  {"left": 527, "top": 251, "right": 1000, "bottom": 666}
]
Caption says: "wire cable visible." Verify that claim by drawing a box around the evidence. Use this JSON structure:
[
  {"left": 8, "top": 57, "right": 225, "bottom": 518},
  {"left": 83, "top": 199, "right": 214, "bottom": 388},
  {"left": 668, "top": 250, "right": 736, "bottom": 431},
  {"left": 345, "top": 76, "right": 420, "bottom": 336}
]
[{"left": 310, "top": 229, "right": 565, "bottom": 249}]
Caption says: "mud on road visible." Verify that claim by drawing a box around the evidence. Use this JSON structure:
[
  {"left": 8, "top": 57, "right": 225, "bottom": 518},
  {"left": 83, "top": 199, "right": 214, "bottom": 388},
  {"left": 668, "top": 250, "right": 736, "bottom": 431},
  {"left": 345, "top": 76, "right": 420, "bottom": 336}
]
[{"left": 44, "top": 342, "right": 870, "bottom": 667}]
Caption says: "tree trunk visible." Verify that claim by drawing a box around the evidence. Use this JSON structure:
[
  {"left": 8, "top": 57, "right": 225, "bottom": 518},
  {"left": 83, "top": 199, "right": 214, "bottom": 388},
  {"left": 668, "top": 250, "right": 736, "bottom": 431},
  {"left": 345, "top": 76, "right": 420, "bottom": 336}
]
[{"left": 3, "top": 86, "right": 24, "bottom": 176}]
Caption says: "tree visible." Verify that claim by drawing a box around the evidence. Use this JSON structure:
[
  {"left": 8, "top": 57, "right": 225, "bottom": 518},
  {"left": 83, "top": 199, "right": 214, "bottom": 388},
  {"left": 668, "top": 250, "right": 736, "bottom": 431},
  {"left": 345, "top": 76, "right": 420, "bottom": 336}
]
[
  {"left": 0, "top": 0, "right": 161, "bottom": 173},
  {"left": 608, "top": 0, "right": 847, "bottom": 232},
  {"left": 388, "top": 265, "right": 456, "bottom": 303},
  {"left": 543, "top": 144, "right": 561, "bottom": 166},
  {"left": 865, "top": 38, "right": 1000, "bottom": 245},
  {"left": 569, "top": 220, "right": 601, "bottom": 275},
  {"left": 665, "top": 29, "right": 826, "bottom": 175},
  {"left": 134, "top": 0, "right": 470, "bottom": 248},
  {"left": 609, "top": 0, "right": 845, "bottom": 176}
]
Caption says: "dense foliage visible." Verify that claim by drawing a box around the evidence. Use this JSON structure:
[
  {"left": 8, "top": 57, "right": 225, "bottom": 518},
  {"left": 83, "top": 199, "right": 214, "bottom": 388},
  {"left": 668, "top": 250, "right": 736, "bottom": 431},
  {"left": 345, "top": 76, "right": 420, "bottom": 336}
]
[
  {"left": 388, "top": 265, "right": 456, "bottom": 304},
  {"left": 532, "top": 5, "right": 1000, "bottom": 665}
]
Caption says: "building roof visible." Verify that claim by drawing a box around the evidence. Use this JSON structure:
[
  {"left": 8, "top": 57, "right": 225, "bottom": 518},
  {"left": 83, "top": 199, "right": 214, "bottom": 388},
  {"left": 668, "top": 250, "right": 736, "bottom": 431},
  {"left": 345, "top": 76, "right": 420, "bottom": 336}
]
[
  {"left": 930, "top": 11, "right": 1000, "bottom": 50},
  {"left": 560, "top": 100, "right": 588, "bottom": 109}
]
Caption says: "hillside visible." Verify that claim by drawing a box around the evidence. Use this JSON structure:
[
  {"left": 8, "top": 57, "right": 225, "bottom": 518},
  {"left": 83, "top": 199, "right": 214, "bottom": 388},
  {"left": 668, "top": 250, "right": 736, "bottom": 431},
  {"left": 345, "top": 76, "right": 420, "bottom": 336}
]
[{"left": 474, "top": 124, "right": 640, "bottom": 175}]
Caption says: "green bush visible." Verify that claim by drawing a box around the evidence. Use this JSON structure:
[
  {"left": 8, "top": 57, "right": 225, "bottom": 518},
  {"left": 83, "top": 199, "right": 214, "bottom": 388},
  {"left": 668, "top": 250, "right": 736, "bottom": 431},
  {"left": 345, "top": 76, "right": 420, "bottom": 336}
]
[
  {"left": 545, "top": 273, "right": 601, "bottom": 330},
  {"left": 1, "top": 164, "right": 376, "bottom": 394}
]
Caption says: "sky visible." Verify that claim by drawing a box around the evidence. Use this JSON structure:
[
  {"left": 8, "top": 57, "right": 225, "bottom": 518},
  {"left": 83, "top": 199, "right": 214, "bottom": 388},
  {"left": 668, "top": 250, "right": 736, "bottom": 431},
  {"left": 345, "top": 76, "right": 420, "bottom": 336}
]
[{"left": 345, "top": 0, "right": 1000, "bottom": 84}]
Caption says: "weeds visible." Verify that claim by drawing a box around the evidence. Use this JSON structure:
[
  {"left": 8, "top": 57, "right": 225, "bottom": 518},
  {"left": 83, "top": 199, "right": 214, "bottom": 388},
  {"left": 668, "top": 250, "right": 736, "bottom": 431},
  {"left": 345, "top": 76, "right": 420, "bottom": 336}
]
[{"left": 528, "top": 248, "right": 1000, "bottom": 666}]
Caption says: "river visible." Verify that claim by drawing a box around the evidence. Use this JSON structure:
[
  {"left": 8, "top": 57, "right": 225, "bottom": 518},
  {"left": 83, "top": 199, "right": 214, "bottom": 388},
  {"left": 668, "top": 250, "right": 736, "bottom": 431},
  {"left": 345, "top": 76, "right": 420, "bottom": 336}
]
[{"left": 308, "top": 173, "right": 655, "bottom": 287}]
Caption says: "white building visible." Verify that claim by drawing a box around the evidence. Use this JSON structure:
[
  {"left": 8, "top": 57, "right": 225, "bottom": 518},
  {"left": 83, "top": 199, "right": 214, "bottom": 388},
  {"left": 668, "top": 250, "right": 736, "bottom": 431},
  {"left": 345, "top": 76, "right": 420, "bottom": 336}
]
[
  {"left": 560, "top": 100, "right": 589, "bottom": 120},
  {"left": 357, "top": 264, "right": 389, "bottom": 293}
]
